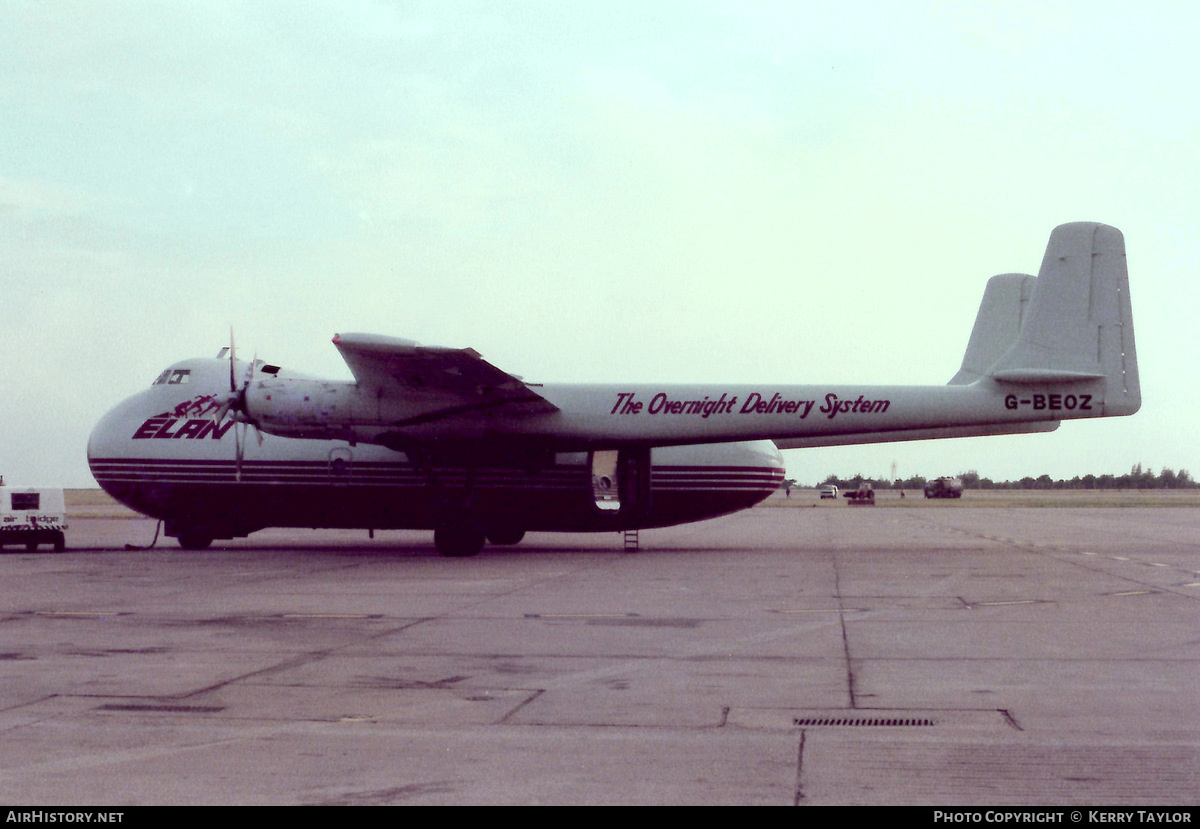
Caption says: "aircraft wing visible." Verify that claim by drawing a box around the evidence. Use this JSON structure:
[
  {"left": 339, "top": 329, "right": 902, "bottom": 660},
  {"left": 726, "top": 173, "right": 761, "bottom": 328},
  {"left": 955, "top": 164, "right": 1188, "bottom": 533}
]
[{"left": 331, "top": 333, "right": 559, "bottom": 423}]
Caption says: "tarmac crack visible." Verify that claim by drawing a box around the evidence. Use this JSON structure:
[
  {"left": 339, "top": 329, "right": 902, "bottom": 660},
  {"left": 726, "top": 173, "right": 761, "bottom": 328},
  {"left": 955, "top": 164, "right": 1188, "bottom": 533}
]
[
  {"left": 497, "top": 688, "right": 544, "bottom": 724},
  {"left": 831, "top": 551, "right": 857, "bottom": 709},
  {"left": 905, "top": 512, "right": 1200, "bottom": 602},
  {"left": 172, "top": 616, "right": 438, "bottom": 700}
]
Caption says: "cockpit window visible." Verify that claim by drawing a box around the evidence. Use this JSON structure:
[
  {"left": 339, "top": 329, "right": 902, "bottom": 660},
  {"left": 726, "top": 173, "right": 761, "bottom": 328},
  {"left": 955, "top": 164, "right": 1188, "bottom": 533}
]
[{"left": 153, "top": 369, "right": 191, "bottom": 386}]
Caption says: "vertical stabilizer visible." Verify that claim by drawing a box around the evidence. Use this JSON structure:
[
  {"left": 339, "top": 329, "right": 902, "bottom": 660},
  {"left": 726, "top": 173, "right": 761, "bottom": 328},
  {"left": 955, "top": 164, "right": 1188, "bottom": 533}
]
[
  {"left": 949, "top": 273, "right": 1035, "bottom": 385},
  {"left": 988, "top": 222, "right": 1140, "bottom": 415}
]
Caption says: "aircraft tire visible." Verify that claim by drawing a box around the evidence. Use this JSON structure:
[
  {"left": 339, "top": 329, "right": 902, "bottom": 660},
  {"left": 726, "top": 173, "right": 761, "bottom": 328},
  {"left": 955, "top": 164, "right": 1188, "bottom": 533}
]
[
  {"left": 485, "top": 526, "right": 526, "bottom": 546},
  {"left": 434, "top": 524, "right": 485, "bottom": 557},
  {"left": 177, "top": 531, "right": 214, "bottom": 550}
]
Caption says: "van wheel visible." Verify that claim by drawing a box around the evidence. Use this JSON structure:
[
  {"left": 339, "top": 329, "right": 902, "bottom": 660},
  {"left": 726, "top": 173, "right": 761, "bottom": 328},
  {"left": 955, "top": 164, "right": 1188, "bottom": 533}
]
[
  {"left": 53, "top": 531, "right": 65, "bottom": 552},
  {"left": 25, "top": 540, "right": 38, "bottom": 551}
]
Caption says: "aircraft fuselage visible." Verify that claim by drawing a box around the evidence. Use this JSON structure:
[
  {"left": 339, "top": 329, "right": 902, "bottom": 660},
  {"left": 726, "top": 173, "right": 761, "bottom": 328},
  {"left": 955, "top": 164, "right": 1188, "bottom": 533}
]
[{"left": 88, "top": 358, "right": 787, "bottom": 549}]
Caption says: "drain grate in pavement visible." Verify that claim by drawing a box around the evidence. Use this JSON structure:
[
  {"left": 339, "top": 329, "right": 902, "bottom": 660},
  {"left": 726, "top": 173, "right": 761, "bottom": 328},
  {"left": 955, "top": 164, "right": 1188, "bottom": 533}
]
[
  {"left": 794, "top": 716, "right": 935, "bottom": 727},
  {"left": 729, "top": 707, "right": 1017, "bottom": 732}
]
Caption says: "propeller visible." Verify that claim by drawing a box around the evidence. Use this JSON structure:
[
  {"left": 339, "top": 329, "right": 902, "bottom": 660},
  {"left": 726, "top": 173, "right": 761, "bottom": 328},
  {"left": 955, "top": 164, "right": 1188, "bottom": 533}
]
[
  {"left": 215, "top": 329, "right": 264, "bottom": 482},
  {"left": 213, "top": 329, "right": 244, "bottom": 426}
]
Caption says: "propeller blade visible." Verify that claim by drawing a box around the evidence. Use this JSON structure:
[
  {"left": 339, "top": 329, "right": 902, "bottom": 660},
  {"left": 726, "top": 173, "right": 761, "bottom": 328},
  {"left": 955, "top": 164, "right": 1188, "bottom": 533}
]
[
  {"left": 228, "top": 328, "right": 237, "bottom": 393},
  {"left": 234, "top": 421, "right": 244, "bottom": 482},
  {"left": 212, "top": 398, "right": 233, "bottom": 426},
  {"left": 214, "top": 333, "right": 257, "bottom": 428}
]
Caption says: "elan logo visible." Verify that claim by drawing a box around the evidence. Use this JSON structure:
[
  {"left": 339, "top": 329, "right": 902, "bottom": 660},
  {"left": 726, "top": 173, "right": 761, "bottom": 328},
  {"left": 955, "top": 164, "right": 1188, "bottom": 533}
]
[{"left": 132, "top": 395, "right": 234, "bottom": 440}]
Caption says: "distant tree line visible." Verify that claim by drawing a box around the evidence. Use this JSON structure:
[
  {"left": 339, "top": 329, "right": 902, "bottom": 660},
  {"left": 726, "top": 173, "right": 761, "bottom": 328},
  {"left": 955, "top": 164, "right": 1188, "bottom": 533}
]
[{"left": 812, "top": 464, "right": 1197, "bottom": 491}]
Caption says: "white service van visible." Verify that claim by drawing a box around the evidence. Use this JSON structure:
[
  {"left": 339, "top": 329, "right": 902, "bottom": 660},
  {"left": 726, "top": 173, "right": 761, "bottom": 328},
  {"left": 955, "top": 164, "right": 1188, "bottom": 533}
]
[{"left": 0, "top": 486, "right": 67, "bottom": 551}]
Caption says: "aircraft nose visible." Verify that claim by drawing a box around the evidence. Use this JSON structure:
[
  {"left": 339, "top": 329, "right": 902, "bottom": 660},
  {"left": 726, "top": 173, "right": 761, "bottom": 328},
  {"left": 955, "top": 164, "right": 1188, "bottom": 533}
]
[
  {"left": 87, "top": 400, "right": 122, "bottom": 466},
  {"left": 87, "top": 399, "right": 128, "bottom": 491}
]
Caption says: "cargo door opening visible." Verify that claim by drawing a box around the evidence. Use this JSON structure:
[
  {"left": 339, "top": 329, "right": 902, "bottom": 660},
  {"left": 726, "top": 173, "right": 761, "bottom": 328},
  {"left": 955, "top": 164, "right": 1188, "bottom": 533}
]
[
  {"left": 591, "top": 447, "right": 652, "bottom": 521},
  {"left": 591, "top": 450, "right": 620, "bottom": 511}
]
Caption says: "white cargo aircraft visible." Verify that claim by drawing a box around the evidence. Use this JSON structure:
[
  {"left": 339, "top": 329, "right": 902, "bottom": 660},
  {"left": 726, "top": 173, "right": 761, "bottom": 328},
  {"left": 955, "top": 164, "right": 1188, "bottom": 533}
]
[{"left": 89, "top": 222, "right": 1139, "bottom": 555}]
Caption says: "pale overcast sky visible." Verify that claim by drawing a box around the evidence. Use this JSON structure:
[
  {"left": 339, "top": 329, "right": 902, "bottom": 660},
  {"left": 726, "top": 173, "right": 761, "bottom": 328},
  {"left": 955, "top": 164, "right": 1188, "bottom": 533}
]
[{"left": 1, "top": 1, "right": 1194, "bottom": 487}]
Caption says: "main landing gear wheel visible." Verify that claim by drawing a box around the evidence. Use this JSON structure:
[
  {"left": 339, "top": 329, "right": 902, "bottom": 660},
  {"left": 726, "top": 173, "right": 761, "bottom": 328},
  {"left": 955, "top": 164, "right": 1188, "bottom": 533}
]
[
  {"left": 485, "top": 526, "right": 526, "bottom": 546},
  {"left": 434, "top": 524, "right": 486, "bottom": 557},
  {"left": 177, "top": 531, "right": 214, "bottom": 550}
]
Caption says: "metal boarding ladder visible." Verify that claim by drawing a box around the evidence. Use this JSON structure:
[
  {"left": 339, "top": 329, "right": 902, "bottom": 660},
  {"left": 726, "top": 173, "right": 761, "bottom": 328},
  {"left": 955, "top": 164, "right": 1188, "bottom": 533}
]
[{"left": 622, "top": 529, "right": 639, "bottom": 552}]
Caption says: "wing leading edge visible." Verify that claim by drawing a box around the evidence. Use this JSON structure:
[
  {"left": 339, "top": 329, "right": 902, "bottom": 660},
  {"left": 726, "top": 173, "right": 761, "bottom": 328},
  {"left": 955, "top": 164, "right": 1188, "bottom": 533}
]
[{"left": 331, "top": 333, "right": 559, "bottom": 424}]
